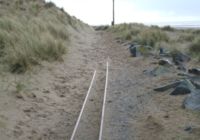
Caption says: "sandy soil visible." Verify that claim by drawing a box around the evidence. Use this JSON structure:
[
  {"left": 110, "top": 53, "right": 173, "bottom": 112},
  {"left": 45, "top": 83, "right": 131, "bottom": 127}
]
[
  {"left": 0, "top": 29, "right": 200, "bottom": 140},
  {"left": 103, "top": 32, "right": 200, "bottom": 140}
]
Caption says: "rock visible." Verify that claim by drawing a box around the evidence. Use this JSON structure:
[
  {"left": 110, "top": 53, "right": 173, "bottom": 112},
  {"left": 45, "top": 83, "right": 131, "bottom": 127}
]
[
  {"left": 158, "top": 59, "right": 172, "bottom": 66},
  {"left": 150, "top": 66, "right": 171, "bottom": 76},
  {"left": 172, "top": 52, "right": 191, "bottom": 65},
  {"left": 27, "top": 93, "right": 36, "bottom": 99},
  {"left": 184, "top": 126, "right": 193, "bottom": 132},
  {"left": 177, "top": 63, "right": 187, "bottom": 72},
  {"left": 16, "top": 92, "right": 24, "bottom": 99},
  {"left": 170, "top": 85, "right": 191, "bottom": 95},
  {"left": 188, "top": 68, "right": 200, "bottom": 76},
  {"left": 191, "top": 81, "right": 200, "bottom": 89},
  {"left": 159, "top": 48, "right": 164, "bottom": 54},
  {"left": 129, "top": 44, "right": 141, "bottom": 57},
  {"left": 170, "top": 79, "right": 195, "bottom": 95},
  {"left": 159, "top": 48, "right": 171, "bottom": 57},
  {"left": 183, "top": 90, "right": 200, "bottom": 111},
  {"left": 154, "top": 81, "right": 181, "bottom": 92},
  {"left": 154, "top": 79, "right": 196, "bottom": 95},
  {"left": 144, "top": 66, "right": 168, "bottom": 77}
]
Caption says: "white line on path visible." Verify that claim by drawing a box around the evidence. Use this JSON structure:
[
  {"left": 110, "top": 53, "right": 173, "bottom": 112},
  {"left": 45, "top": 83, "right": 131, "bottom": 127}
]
[
  {"left": 99, "top": 59, "right": 109, "bottom": 140},
  {"left": 70, "top": 70, "right": 97, "bottom": 140}
]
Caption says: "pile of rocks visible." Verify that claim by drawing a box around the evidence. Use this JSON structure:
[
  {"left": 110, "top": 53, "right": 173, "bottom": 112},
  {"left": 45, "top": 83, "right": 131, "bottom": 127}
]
[
  {"left": 154, "top": 71, "right": 200, "bottom": 111},
  {"left": 132, "top": 45, "right": 200, "bottom": 111},
  {"left": 128, "top": 43, "right": 200, "bottom": 111}
]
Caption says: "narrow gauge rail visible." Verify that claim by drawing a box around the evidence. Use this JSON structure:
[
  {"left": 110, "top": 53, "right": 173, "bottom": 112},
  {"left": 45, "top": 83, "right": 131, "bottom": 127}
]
[{"left": 70, "top": 60, "right": 109, "bottom": 140}]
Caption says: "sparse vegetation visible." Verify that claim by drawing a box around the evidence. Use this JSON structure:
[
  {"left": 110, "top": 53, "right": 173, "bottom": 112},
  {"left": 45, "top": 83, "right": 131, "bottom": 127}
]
[
  {"left": 109, "top": 23, "right": 200, "bottom": 62},
  {"left": 178, "top": 34, "right": 195, "bottom": 42},
  {"left": 190, "top": 38, "right": 200, "bottom": 61},
  {"left": 15, "top": 81, "right": 25, "bottom": 93},
  {"left": 0, "top": 0, "right": 87, "bottom": 73},
  {"left": 109, "top": 23, "right": 169, "bottom": 47},
  {"left": 161, "top": 25, "right": 175, "bottom": 32}
]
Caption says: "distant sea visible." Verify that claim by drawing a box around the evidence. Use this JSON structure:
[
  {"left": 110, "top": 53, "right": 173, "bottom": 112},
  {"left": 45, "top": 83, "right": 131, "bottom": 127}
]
[
  {"left": 172, "top": 25, "right": 200, "bottom": 29},
  {"left": 148, "top": 21, "right": 200, "bottom": 29}
]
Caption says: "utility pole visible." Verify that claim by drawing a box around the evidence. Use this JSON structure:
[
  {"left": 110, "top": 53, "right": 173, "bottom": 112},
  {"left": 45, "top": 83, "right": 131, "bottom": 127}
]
[{"left": 112, "top": 0, "right": 115, "bottom": 26}]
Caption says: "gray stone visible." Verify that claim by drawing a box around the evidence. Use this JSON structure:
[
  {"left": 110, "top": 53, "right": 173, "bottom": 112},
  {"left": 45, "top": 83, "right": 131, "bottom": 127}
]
[
  {"left": 144, "top": 66, "right": 171, "bottom": 77},
  {"left": 158, "top": 59, "right": 172, "bottom": 66},
  {"left": 172, "top": 52, "right": 191, "bottom": 65},
  {"left": 191, "top": 81, "right": 200, "bottom": 89},
  {"left": 184, "top": 126, "right": 193, "bottom": 132},
  {"left": 170, "top": 85, "right": 191, "bottom": 95},
  {"left": 177, "top": 63, "right": 187, "bottom": 72},
  {"left": 154, "top": 81, "right": 181, "bottom": 92},
  {"left": 183, "top": 90, "right": 200, "bottom": 111},
  {"left": 151, "top": 66, "right": 171, "bottom": 76},
  {"left": 188, "top": 68, "right": 200, "bottom": 76},
  {"left": 154, "top": 79, "right": 196, "bottom": 96},
  {"left": 129, "top": 44, "right": 141, "bottom": 57},
  {"left": 159, "top": 48, "right": 164, "bottom": 54}
]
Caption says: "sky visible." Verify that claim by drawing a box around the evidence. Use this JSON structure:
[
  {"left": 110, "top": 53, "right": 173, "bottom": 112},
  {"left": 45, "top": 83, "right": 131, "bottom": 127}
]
[{"left": 46, "top": 0, "right": 200, "bottom": 26}]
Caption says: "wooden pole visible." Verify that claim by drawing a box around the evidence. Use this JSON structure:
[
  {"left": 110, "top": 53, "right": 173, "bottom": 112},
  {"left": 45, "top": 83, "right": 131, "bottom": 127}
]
[{"left": 112, "top": 0, "right": 115, "bottom": 26}]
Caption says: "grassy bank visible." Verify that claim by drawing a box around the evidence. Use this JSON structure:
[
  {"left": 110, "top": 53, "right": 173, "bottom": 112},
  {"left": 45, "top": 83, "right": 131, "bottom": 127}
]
[
  {"left": 0, "top": 0, "right": 86, "bottom": 73},
  {"left": 108, "top": 23, "right": 200, "bottom": 61}
]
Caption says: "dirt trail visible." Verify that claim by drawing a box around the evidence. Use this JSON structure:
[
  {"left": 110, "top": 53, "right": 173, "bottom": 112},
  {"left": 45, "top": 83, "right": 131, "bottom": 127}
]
[
  {"left": 1, "top": 30, "right": 200, "bottom": 140},
  {"left": 0, "top": 30, "right": 110, "bottom": 140}
]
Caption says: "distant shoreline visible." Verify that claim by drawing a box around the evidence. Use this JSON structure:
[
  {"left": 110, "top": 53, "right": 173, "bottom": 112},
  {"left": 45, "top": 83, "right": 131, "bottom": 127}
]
[{"left": 172, "top": 25, "right": 200, "bottom": 29}]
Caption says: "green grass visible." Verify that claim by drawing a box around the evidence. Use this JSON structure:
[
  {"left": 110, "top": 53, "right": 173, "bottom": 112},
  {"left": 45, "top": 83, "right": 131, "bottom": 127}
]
[
  {"left": 178, "top": 34, "right": 195, "bottom": 42},
  {"left": 108, "top": 23, "right": 200, "bottom": 62},
  {"left": 189, "top": 38, "right": 200, "bottom": 61},
  {"left": 109, "top": 23, "right": 169, "bottom": 47},
  {"left": 0, "top": 15, "right": 67, "bottom": 73},
  {"left": 161, "top": 25, "right": 175, "bottom": 32},
  {"left": 0, "top": 0, "right": 87, "bottom": 73}
]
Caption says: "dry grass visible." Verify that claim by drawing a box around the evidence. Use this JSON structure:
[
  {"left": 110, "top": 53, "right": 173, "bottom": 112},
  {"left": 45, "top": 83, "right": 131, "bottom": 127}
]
[
  {"left": 189, "top": 37, "right": 200, "bottom": 61},
  {"left": 109, "top": 23, "right": 169, "bottom": 47},
  {"left": 0, "top": 0, "right": 87, "bottom": 73},
  {"left": 109, "top": 23, "right": 200, "bottom": 62}
]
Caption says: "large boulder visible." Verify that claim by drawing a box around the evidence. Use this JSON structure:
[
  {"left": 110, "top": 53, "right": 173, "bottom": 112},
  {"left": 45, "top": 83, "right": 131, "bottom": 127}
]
[{"left": 183, "top": 90, "right": 200, "bottom": 111}]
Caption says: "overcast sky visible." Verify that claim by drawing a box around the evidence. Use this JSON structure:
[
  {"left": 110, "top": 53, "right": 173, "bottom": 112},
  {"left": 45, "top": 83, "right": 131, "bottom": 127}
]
[{"left": 46, "top": 0, "right": 200, "bottom": 26}]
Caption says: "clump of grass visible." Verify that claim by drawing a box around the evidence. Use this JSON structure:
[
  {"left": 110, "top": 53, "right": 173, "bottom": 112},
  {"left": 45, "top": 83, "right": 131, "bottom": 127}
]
[
  {"left": 161, "top": 25, "right": 175, "bottom": 32},
  {"left": 178, "top": 34, "right": 195, "bottom": 42},
  {"left": 0, "top": 0, "right": 80, "bottom": 73},
  {"left": 0, "top": 17, "right": 68, "bottom": 73},
  {"left": 15, "top": 81, "right": 25, "bottom": 93},
  {"left": 192, "top": 29, "right": 200, "bottom": 35},
  {"left": 94, "top": 25, "right": 109, "bottom": 31},
  {"left": 109, "top": 23, "right": 169, "bottom": 47},
  {"left": 45, "top": 2, "right": 55, "bottom": 8},
  {"left": 189, "top": 38, "right": 200, "bottom": 61},
  {"left": 134, "top": 29, "right": 169, "bottom": 47}
]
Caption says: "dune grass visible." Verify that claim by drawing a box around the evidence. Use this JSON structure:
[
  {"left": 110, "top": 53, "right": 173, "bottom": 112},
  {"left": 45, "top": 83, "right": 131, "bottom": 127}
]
[
  {"left": 109, "top": 23, "right": 169, "bottom": 47},
  {"left": 0, "top": 0, "right": 86, "bottom": 73},
  {"left": 109, "top": 23, "right": 200, "bottom": 62},
  {"left": 189, "top": 37, "right": 200, "bottom": 61}
]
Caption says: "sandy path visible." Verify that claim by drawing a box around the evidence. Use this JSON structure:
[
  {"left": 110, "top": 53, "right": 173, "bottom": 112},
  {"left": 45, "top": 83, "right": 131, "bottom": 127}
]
[
  {"left": 0, "top": 30, "right": 108, "bottom": 140},
  {"left": 1, "top": 30, "right": 200, "bottom": 140}
]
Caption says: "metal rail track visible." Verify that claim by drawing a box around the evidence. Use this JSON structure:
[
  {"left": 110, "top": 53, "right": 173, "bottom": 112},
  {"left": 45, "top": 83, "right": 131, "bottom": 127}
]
[{"left": 70, "top": 60, "right": 109, "bottom": 140}]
